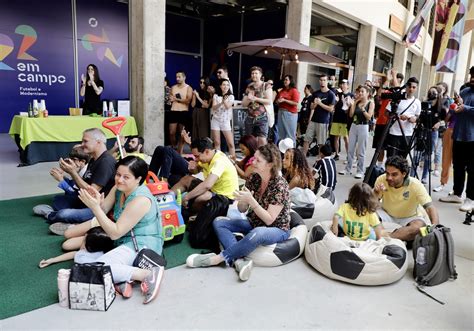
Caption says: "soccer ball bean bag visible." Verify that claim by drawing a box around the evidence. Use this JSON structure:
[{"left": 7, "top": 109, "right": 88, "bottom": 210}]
[
  {"left": 305, "top": 222, "right": 408, "bottom": 285},
  {"left": 248, "top": 211, "right": 308, "bottom": 267},
  {"left": 292, "top": 186, "right": 338, "bottom": 229}
]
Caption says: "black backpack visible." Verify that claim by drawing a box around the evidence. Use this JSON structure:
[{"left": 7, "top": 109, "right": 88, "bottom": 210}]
[{"left": 413, "top": 224, "right": 457, "bottom": 303}]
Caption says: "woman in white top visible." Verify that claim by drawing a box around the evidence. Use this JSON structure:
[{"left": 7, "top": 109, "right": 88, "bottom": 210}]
[{"left": 211, "top": 79, "right": 235, "bottom": 158}]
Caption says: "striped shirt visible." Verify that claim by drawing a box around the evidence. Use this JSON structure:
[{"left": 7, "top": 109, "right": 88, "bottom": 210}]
[{"left": 314, "top": 156, "right": 337, "bottom": 190}]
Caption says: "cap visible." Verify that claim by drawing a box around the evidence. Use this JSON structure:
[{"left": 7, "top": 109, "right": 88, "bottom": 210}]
[
  {"left": 341, "top": 79, "right": 349, "bottom": 83},
  {"left": 278, "top": 138, "right": 294, "bottom": 154}
]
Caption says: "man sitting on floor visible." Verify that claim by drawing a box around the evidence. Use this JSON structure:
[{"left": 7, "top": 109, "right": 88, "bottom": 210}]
[
  {"left": 373, "top": 155, "right": 439, "bottom": 241},
  {"left": 34, "top": 128, "right": 116, "bottom": 227},
  {"left": 172, "top": 137, "right": 239, "bottom": 250}
]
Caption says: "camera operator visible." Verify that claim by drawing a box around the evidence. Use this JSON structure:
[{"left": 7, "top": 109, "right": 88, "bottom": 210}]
[
  {"left": 386, "top": 77, "right": 422, "bottom": 158},
  {"left": 411, "top": 86, "right": 446, "bottom": 183}
]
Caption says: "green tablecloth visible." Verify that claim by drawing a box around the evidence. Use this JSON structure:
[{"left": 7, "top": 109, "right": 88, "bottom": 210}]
[{"left": 9, "top": 115, "right": 138, "bottom": 150}]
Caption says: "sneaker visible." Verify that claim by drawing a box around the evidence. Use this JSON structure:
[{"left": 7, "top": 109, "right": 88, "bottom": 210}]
[
  {"left": 33, "top": 204, "right": 53, "bottom": 218},
  {"left": 333, "top": 154, "right": 340, "bottom": 161},
  {"left": 433, "top": 170, "right": 440, "bottom": 177},
  {"left": 186, "top": 253, "right": 217, "bottom": 268},
  {"left": 421, "top": 178, "right": 427, "bottom": 184},
  {"left": 439, "top": 194, "right": 463, "bottom": 203},
  {"left": 338, "top": 170, "right": 350, "bottom": 175},
  {"left": 234, "top": 258, "right": 253, "bottom": 281},
  {"left": 141, "top": 265, "right": 164, "bottom": 304},
  {"left": 460, "top": 198, "right": 474, "bottom": 212},
  {"left": 433, "top": 185, "right": 445, "bottom": 192},
  {"left": 354, "top": 173, "right": 364, "bottom": 179},
  {"left": 115, "top": 282, "right": 133, "bottom": 299},
  {"left": 49, "top": 222, "right": 74, "bottom": 236}
]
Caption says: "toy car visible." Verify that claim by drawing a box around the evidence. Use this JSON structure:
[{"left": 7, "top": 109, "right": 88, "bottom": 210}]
[{"left": 146, "top": 172, "right": 185, "bottom": 242}]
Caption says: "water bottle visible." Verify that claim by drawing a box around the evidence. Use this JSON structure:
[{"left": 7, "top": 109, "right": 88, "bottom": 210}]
[
  {"left": 102, "top": 101, "right": 108, "bottom": 117},
  {"left": 57, "top": 269, "right": 70, "bottom": 307},
  {"left": 108, "top": 101, "right": 115, "bottom": 117},
  {"left": 28, "top": 102, "right": 33, "bottom": 117},
  {"left": 32, "top": 99, "right": 39, "bottom": 118},
  {"left": 176, "top": 189, "right": 182, "bottom": 206}
]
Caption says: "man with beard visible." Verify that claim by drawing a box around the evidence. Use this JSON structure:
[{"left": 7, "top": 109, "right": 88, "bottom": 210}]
[{"left": 374, "top": 156, "right": 439, "bottom": 242}]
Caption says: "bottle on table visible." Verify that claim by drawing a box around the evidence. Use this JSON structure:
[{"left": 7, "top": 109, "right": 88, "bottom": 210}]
[
  {"left": 102, "top": 101, "right": 108, "bottom": 117},
  {"left": 108, "top": 101, "right": 115, "bottom": 117},
  {"left": 32, "top": 99, "right": 39, "bottom": 118},
  {"left": 28, "top": 102, "right": 33, "bottom": 117}
]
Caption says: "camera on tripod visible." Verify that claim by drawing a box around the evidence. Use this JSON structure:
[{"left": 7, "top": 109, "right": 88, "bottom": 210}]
[{"left": 381, "top": 86, "right": 407, "bottom": 103}]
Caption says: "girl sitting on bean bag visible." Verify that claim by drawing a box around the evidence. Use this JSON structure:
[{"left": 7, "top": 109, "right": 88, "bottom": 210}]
[{"left": 332, "top": 182, "right": 389, "bottom": 241}]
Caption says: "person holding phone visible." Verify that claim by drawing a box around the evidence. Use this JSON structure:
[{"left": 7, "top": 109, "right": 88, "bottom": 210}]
[
  {"left": 169, "top": 71, "right": 193, "bottom": 154},
  {"left": 80, "top": 64, "right": 104, "bottom": 115}
]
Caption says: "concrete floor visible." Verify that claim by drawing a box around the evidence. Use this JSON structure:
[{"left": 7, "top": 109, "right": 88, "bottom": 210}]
[{"left": 0, "top": 133, "right": 472, "bottom": 330}]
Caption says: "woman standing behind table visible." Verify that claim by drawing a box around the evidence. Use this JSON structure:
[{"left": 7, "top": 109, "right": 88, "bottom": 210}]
[
  {"left": 78, "top": 156, "right": 164, "bottom": 304},
  {"left": 211, "top": 79, "right": 236, "bottom": 158},
  {"left": 275, "top": 75, "right": 300, "bottom": 144},
  {"left": 80, "top": 64, "right": 104, "bottom": 115},
  {"left": 192, "top": 76, "right": 211, "bottom": 139},
  {"left": 186, "top": 144, "right": 291, "bottom": 282}
]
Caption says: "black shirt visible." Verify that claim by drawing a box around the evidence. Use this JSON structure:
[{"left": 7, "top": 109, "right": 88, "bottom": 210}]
[
  {"left": 83, "top": 151, "right": 116, "bottom": 195},
  {"left": 83, "top": 79, "right": 104, "bottom": 115},
  {"left": 309, "top": 90, "right": 336, "bottom": 123},
  {"left": 333, "top": 92, "right": 354, "bottom": 123}
]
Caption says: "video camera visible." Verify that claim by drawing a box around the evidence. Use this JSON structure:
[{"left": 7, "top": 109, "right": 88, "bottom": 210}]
[{"left": 381, "top": 86, "right": 407, "bottom": 102}]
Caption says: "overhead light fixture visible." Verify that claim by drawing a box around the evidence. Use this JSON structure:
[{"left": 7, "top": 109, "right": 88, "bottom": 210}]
[
  {"left": 253, "top": 7, "right": 266, "bottom": 11},
  {"left": 264, "top": 49, "right": 268, "bottom": 55},
  {"left": 295, "top": 53, "right": 299, "bottom": 60}
]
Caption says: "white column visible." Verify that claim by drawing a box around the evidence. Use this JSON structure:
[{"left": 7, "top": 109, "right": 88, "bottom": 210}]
[
  {"left": 354, "top": 25, "right": 377, "bottom": 88},
  {"left": 393, "top": 42, "right": 408, "bottom": 75},
  {"left": 130, "top": 0, "right": 165, "bottom": 153},
  {"left": 286, "top": 0, "right": 312, "bottom": 92}
]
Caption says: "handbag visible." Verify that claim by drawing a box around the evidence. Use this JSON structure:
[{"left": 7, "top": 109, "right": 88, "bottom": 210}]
[
  {"left": 68, "top": 262, "right": 115, "bottom": 311},
  {"left": 130, "top": 229, "right": 167, "bottom": 269}
]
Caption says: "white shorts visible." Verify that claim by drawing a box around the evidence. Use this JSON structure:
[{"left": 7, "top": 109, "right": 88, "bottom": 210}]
[
  {"left": 211, "top": 116, "right": 232, "bottom": 131},
  {"left": 376, "top": 208, "right": 430, "bottom": 227}
]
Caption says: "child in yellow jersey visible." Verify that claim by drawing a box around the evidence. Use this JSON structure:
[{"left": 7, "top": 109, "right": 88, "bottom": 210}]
[{"left": 332, "top": 182, "right": 389, "bottom": 241}]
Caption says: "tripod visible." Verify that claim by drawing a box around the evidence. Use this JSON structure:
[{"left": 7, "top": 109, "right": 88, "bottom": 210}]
[
  {"left": 364, "top": 99, "right": 419, "bottom": 185},
  {"left": 408, "top": 110, "right": 433, "bottom": 193}
]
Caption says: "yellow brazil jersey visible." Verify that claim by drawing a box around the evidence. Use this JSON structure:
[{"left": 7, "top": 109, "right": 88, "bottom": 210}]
[
  {"left": 375, "top": 174, "right": 432, "bottom": 219},
  {"left": 198, "top": 151, "right": 238, "bottom": 199},
  {"left": 336, "top": 203, "right": 380, "bottom": 241}
]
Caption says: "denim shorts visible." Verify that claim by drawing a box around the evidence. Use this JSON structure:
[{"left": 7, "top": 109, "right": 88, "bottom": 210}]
[{"left": 245, "top": 112, "right": 268, "bottom": 137}]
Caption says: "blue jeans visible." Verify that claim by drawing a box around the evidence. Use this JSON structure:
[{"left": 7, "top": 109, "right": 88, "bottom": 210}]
[
  {"left": 278, "top": 110, "right": 298, "bottom": 145},
  {"left": 47, "top": 207, "right": 94, "bottom": 224},
  {"left": 213, "top": 216, "right": 290, "bottom": 264}
]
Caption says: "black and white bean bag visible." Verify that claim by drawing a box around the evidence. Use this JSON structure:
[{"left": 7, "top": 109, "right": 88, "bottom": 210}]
[
  {"left": 305, "top": 222, "right": 408, "bottom": 285},
  {"left": 248, "top": 211, "right": 308, "bottom": 267},
  {"left": 292, "top": 186, "right": 338, "bottom": 229}
]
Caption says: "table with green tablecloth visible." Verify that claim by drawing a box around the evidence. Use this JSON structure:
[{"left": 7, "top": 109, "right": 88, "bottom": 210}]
[{"left": 9, "top": 115, "right": 138, "bottom": 165}]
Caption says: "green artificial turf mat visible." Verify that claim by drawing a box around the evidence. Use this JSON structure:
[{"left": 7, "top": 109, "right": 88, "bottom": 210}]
[{"left": 0, "top": 195, "right": 208, "bottom": 320}]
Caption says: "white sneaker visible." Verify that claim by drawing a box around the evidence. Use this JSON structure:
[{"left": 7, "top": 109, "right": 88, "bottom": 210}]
[
  {"left": 354, "top": 173, "right": 364, "bottom": 179},
  {"left": 433, "top": 185, "right": 444, "bottom": 192},
  {"left": 439, "top": 194, "right": 463, "bottom": 203},
  {"left": 338, "top": 170, "right": 350, "bottom": 175},
  {"left": 460, "top": 198, "right": 474, "bottom": 212},
  {"left": 433, "top": 170, "right": 440, "bottom": 177}
]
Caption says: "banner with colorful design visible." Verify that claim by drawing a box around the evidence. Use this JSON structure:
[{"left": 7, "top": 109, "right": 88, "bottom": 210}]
[
  {"left": 436, "top": 0, "right": 468, "bottom": 73},
  {"left": 0, "top": 0, "right": 75, "bottom": 132},
  {"left": 403, "top": 0, "right": 436, "bottom": 46},
  {"left": 76, "top": 0, "right": 129, "bottom": 104}
]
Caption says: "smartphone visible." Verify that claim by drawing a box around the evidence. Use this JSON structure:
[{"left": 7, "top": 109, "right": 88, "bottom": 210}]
[{"left": 175, "top": 93, "right": 181, "bottom": 99}]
